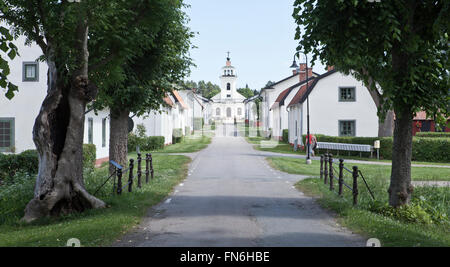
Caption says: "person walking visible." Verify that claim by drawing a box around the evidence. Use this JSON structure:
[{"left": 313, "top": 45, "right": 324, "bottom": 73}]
[{"left": 306, "top": 134, "right": 317, "bottom": 157}]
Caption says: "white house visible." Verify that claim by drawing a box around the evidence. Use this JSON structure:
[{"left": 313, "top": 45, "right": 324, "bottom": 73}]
[
  {"left": 286, "top": 68, "right": 379, "bottom": 147},
  {"left": 244, "top": 95, "right": 260, "bottom": 127},
  {"left": 196, "top": 94, "right": 213, "bottom": 124},
  {"left": 178, "top": 89, "right": 205, "bottom": 131},
  {"left": 133, "top": 94, "right": 176, "bottom": 145},
  {"left": 210, "top": 56, "right": 246, "bottom": 123},
  {"left": 259, "top": 64, "right": 319, "bottom": 138},
  {"left": 171, "top": 90, "right": 189, "bottom": 135},
  {"left": 0, "top": 35, "right": 110, "bottom": 160}
]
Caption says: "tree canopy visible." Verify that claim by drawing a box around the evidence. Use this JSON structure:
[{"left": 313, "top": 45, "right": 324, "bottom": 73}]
[
  {"left": 293, "top": 0, "right": 449, "bottom": 207},
  {"left": 182, "top": 80, "right": 221, "bottom": 99}
]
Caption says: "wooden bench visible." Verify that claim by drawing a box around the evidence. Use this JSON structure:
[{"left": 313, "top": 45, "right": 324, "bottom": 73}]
[{"left": 316, "top": 142, "right": 373, "bottom": 157}]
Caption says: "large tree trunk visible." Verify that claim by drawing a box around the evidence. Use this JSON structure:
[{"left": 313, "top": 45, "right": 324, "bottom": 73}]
[
  {"left": 378, "top": 110, "right": 395, "bottom": 137},
  {"left": 388, "top": 106, "right": 414, "bottom": 207},
  {"left": 362, "top": 68, "right": 394, "bottom": 137},
  {"left": 22, "top": 22, "right": 105, "bottom": 223},
  {"left": 109, "top": 109, "right": 130, "bottom": 174}
]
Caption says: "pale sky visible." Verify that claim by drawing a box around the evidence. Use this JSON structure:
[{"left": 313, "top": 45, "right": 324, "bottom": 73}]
[{"left": 183, "top": 0, "right": 327, "bottom": 91}]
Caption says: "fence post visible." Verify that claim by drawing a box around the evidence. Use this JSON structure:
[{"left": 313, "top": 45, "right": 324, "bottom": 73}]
[
  {"left": 320, "top": 155, "right": 324, "bottom": 180},
  {"left": 128, "top": 159, "right": 134, "bottom": 193},
  {"left": 338, "top": 159, "right": 344, "bottom": 196},
  {"left": 117, "top": 168, "right": 122, "bottom": 195},
  {"left": 329, "top": 154, "right": 334, "bottom": 191},
  {"left": 145, "top": 153, "right": 150, "bottom": 183},
  {"left": 137, "top": 153, "right": 142, "bottom": 188},
  {"left": 150, "top": 153, "right": 154, "bottom": 179},
  {"left": 352, "top": 166, "right": 359, "bottom": 205},
  {"left": 324, "top": 153, "right": 328, "bottom": 184}
]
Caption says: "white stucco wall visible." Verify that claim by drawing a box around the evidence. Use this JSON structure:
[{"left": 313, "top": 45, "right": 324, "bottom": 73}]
[
  {"left": 1, "top": 36, "right": 110, "bottom": 159},
  {"left": 84, "top": 109, "right": 110, "bottom": 159},
  {"left": 260, "top": 74, "right": 301, "bottom": 134},
  {"left": 288, "top": 71, "right": 378, "bottom": 143},
  {"left": 133, "top": 106, "right": 173, "bottom": 145},
  {"left": 0, "top": 37, "right": 48, "bottom": 154}
]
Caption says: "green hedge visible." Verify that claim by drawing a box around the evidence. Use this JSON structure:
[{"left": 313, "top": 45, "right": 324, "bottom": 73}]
[
  {"left": 0, "top": 150, "right": 39, "bottom": 182},
  {"left": 172, "top": 128, "right": 184, "bottom": 144},
  {"left": 282, "top": 129, "right": 289, "bottom": 143},
  {"left": 185, "top": 126, "right": 191, "bottom": 136},
  {"left": 0, "top": 145, "right": 97, "bottom": 183},
  {"left": 128, "top": 134, "right": 165, "bottom": 152},
  {"left": 415, "top": 132, "right": 450, "bottom": 138},
  {"left": 144, "top": 136, "right": 165, "bottom": 151},
  {"left": 307, "top": 134, "right": 449, "bottom": 163},
  {"left": 83, "top": 144, "right": 97, "bottom": 171}
]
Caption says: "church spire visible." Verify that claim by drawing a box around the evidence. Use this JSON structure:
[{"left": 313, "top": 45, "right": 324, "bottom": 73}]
[{"left": 226, "top": 51, "right": 231, "bottom": 67}]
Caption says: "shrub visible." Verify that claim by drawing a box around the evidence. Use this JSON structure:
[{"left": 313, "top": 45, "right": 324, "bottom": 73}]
[
  {"left": 282, "top": 129, "right": 289, "bottom": 143},
  {"left": 185, "top": 126, "right": 191, "bottom": 136},
  {"left": 211, "top": 121, "right": 216, "bottom": 130},
  {"left": 142, "top": 136, "right": 165, "bottom": 151},
  {"left": 83, "top": 144, "right": 97, "bottom": 171},
  {"left": 308, "top": 134, "right": 449, "bottom": 162},
  {"left": 172, "top": 128, "right": 183, "bottom": 144},
  {"left": 415, "top": 132, "right": 450, "bottom": 138},
  {"left": 194, "top": 118, "right": 203, "bottom": 131},
  {"left": 0, "top": 150, "right": 39, "bottom": 183}
]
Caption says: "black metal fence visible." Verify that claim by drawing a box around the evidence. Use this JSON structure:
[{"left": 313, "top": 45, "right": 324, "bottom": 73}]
[
  {"left": 93, "top": 153, "right": 155, "bottom": 196},
  {"left": 320, "top": 153, "right": 375, "bottom": 205}
]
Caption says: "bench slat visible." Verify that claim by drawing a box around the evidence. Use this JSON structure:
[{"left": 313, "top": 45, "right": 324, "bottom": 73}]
[{"left": 317, "top": 142, "right": 373, "bottom": 152}]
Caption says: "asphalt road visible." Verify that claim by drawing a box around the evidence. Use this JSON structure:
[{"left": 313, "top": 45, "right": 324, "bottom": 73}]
[{"left": 115, "top": 124, "right": 365, "bottom": 247}]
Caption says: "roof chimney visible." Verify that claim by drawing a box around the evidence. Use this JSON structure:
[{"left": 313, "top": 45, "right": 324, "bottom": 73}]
[
  {"left": 299, "top": 63, "right": 313, "bottom": 82},
  {"left": 327, "top": 65, "right": 335, "bottom": 71}
]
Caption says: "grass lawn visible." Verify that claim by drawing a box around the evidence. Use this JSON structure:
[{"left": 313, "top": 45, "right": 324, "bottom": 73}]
[
  {"left": 0, "top": 154, "right": 190, "bottom": 247},
  {"left": 160, "top": 134, "right": 212, "bottom": 153},
  {"left": 247, "top": 137, "right": 450, "bottom": 166},
  {"left": 267, "top": 157, "right": 450, "bottom": 181},
  {"left": 131, "top": 134, "right": 212, "bottom": 155},
  {"left": 268, "top": 157, "right": 450, "bottom": 247}
]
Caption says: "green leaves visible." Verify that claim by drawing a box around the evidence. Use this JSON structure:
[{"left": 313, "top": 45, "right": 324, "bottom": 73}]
[{"left": 292, "top": 0, "right": 449, "bottom": 119}]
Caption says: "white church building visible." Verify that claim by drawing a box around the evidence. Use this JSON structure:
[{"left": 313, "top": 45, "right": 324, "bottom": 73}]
[{"left": 211, "top": 56, "right": 246, "bottom": 123}]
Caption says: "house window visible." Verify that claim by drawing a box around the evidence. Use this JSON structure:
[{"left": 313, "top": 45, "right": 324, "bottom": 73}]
[
  {"left": 339, "top": 120, "right": 356, "bottom": 136},
  {"left": 88, "top": 118, "right": 94, "bottom": 144},
  {"left": 227, "top": 108, "right": 232, "bottom": 118},
  {"left": 227, "top": 94, "right": 231, "bottom": 98},
  {"left": 0, "top": 118, "right": 14, "bottom": 152},
  {"left": 23, "top": 62, "right": 39, "bottom": 82},
  {"left": 237, "top": 108, "right": 242, "bottom": 116},
  {"left": 339, "top": 87, "right": 356, "bottom": 102},
  {"left": 102, "top": 118, "right": 107, "bottom": 147},
  {"left": 216, "top": 108, "right": 221, "bottom": 116},
  {"left": 227, "top": 83, "right": 231, "bottom": 90}
]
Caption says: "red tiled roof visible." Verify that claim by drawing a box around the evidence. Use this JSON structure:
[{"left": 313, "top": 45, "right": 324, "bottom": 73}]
[
  {"left": 270, "top": 88, "right": 291, "bottom": 110},
  {"left": 172, "top": 90, "right": 189, "bottom": 110},
  {"left": 163, "top": 95, "right": 174, "bottom": 107},
  {"left": 287, "top": 83, "right": 310, "bottom": 108},
  {"left": 413, "top": 111, "right": 450, "bottom": 121},
  {"left": 287, "top": 70, "right": 337, "bottom": 108},
  {"left": 414, "top": 111, "right": 429, "bottom": 120}
]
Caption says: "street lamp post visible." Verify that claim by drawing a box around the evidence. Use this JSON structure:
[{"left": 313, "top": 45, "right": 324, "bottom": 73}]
[{"left": 290, "top": 52, "right": 312, "bottom": 165}]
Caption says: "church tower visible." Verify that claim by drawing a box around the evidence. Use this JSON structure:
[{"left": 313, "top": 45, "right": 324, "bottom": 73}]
[
  {"left": 219, "top": 53, "right": 239, "bottom": 100},
  {"left": 211, "top": 52, "right": 246, "bottom": 123}
]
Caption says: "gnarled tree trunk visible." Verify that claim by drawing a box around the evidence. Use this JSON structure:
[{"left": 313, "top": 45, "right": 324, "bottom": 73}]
[
  {"left": 23, "top": 22, "right": 105, "bottom": 223},
  {"left": 388, "top": 106, "right": 414, "bottom": 206},
  {"left": 109, "top": 109, "right": 130, "bottom": 174},
  {"left": 378, "top": 110, "right": 395, "bottom": 137}
]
